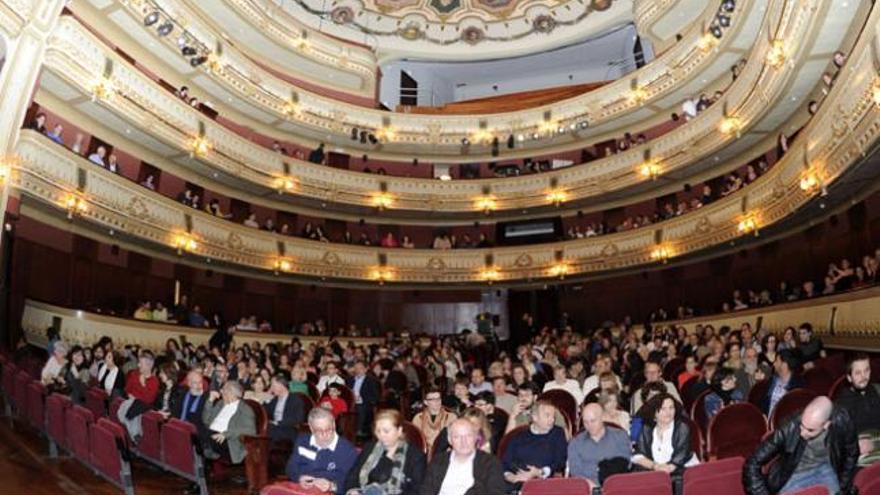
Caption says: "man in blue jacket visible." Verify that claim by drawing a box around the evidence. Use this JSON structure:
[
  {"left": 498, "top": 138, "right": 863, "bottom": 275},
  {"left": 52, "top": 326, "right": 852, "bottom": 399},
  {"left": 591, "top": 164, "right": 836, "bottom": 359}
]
[
  {"left": 286, "top": 407, "right": 358, "bottom": 494},
  {"left": 501, "top": 401, "right": 568, "bottom": 492}
]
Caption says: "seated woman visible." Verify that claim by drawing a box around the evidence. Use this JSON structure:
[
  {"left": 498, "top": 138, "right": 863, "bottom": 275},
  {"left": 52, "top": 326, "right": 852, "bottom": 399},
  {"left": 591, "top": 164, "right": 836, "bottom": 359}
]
[
  {"left": 704, "top": 367, "right": 743, "bottom": 421},
  {"left": 243, "top": 375, "right": 273, "bottom": 404},
  {"left": 599, "top": 388, "right": 631, "bottom": 433},
  {"left": 41, "top": 341, "right": 68, "bottom": 389},
  {"left": 345, "top": 409, "right": 426, "bottom": 495},
  {"left": 63, "top": 345, "right": 92, "bottom": 404},
  {"left": 632, "top": 393, "right": 699, "bottom": 476},
  {"left": 412, "top": 386, "right": 457, "bottom": 454},
  {"left": 96, "top": 351, "right": 126, "bottom": 398}
]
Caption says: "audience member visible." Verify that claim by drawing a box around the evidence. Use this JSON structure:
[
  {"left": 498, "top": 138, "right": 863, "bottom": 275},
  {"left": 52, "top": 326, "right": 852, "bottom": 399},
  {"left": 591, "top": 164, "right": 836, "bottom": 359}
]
[
  {"left": 344, "top": 410, "right": 426, "bottom": 495},
  {"left": 420, "top": 418, "right": 506, "bottom": 495},
  {"left": 286, "top": 408, "right": 359, "bottom": 495},
  {"left": 632, "top": 394, "right": 698, "bottom": 476},
  {"left": 501, "top": 401, "right": 567, "bottom": 490},
  {"left": 412, "top": 387, "right": 457, "bottom": 454},
  {"left": 834, "top": 354, "right": 880, "bottom": 459},
  {"left": 265, "top": 374, "right": 305, "bottom": 445},
  {"left": 568, "top": 403, "right": 631, "bottom": 485},
  {"left": 202, "top": 380, "right": 256, "bottom": 465}
]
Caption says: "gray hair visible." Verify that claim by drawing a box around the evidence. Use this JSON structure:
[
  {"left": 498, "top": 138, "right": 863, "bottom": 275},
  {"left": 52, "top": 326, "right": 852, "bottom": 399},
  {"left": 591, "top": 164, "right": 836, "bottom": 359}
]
[
  {"left": 308, "top": 406, "right": 335, "bottom": 425},
  {"left": 223, "top": 380, "right": 244, "bottom": 399},
  {"left": 54, "top": 341, "right": 68, "bottom": 356}
]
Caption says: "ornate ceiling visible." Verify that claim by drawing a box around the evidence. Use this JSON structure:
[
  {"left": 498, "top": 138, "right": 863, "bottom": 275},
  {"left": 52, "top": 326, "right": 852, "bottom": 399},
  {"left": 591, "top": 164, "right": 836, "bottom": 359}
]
[{"left": 268, "top": 0, "right": 633, "bottom": 61}]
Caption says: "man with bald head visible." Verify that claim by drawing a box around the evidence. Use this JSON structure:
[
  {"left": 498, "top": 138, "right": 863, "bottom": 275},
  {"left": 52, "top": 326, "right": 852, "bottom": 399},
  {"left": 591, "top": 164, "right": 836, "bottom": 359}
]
[
  {"left": 420, "top": 418, "right": 506, "bottom": 495},
  {"left": 568, "top": 403, "right": 631, "bottom": 485},
  {"left": 744, "top": 396, "right": 858, "bottom": 495}
]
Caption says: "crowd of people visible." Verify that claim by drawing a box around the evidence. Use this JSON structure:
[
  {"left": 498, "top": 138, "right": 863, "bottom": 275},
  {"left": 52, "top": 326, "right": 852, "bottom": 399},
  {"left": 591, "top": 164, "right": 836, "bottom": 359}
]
[{"left": 31, "top": 306, "right": 880, "bottom": 495}]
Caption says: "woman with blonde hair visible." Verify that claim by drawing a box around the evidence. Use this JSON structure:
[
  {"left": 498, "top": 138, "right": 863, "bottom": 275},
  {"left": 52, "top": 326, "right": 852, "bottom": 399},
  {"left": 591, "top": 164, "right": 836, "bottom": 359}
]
[{"left": 345, "top": 409, "right": 426, "bottom": 495}]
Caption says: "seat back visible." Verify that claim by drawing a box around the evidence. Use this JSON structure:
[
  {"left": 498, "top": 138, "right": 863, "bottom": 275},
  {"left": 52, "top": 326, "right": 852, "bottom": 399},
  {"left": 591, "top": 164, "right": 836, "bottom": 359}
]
[
  {"left": 707, "top": 403, "right": 767, "bottom": 460},
  {"left": 682, "top": 414, "right": 703, "bottom": 461},
  {"left": 90, "top": 417, "right": 128, "bottom": 487},
  {"left": 138, "top": 410, "right": 165, "bottom": 462},
  {"left": 803, "top": 368, "right": 836, "bottom": 397},
  {"left": 26, "top": 380, "right": 47, "bottom": 431},
  {"left": 496, "top": 424, "right": 530, "bottom": 460},
  {"left": 46, "top": 393, "right": 72, "bottom": 449},
  {"left": 108, "top": 396, "right": 125, "bottom": 426},
  {"left": 770, "top": 389, "right": 817, "bottom": 430},
  {"left": 14, "top": 369, "right": 30, "bottom": 415},
  {"left": 1, "top": 362, "right": 16, "bottom": 403},
  {"left": 522, "top": 478, "right": 593, "bottom": 495},
  {"left": 683, "top": 457, "right": 746, "bottom": 495},
  {"left": 66, "top": 405, "right": 95, "bottom": 461},
  {"left": 604, "top": 470, "right": 672, "bottom": 495},
  {"left": 690, "top": 389, "right": 712, "bottom": 440},
  {"left": 162, "top": 418, "right": 199, "bottom": 477},
  {"left": 663, "top": 357, "right": 686, "bottom": 383},
  {"left": 293, "top": 392, "right": 314, "bottom": 417},
  {"left": 854, "top": 461, "right": 880, "bottom": 495},
  {"left": 538, "top": 389, "right": 577, "bottom": 434},
  {"left": 828, "top": 375, "right": 848, "bottom": 401},
  {"left": 401, "top": 420, "right": 427, "bottom": 454},
  {"left": 85, "top": 386, "right": 109, "bottom": 419},
  {"left": 747, "top": 379, "right": 770, "bottom": 409},
  {"left": 245, "top": 398, "right": 269, "bottom": 435}
]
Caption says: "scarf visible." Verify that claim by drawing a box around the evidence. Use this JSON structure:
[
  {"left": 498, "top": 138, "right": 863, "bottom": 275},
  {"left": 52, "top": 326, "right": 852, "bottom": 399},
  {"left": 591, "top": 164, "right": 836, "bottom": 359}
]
[{"left": 359, "top": 440, "right": 409, "bottom": 495}]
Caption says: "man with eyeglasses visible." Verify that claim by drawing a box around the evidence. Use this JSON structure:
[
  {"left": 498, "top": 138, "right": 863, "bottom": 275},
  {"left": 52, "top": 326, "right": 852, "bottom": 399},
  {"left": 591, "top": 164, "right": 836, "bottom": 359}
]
[
  {"left": 286, "top": 407, "right": 358, "bottom": 494},
  {"left": 744, "top": 396, "right": 858, "bottom": 495}
]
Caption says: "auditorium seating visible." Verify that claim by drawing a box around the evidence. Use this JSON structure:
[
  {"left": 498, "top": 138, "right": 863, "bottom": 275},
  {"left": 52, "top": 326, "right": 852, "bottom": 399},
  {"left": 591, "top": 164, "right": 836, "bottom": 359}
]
[
  {"left": 13, "top": 369, "right": 29, "bottom": 418},
  {"left": 707, "top": 403, "right": 767, "bottom": 460},
  {"left": 690, "top": 389, "right": 711, "bottom": 441},
  {"left": 1, "top": 361, "right": 15, "bottom": 416},
  {"left": 90, "top": 417, "right": 135, "bottom": 495},
  {"left": 747, "top": 379, "right": 770, "bottom": 410},
  {"left": 25, "top": 380, "right": 46, "bottom": 431},
  {"left": 538, "top": 389, "right": 578, "bottom": 435},
  {"left": 243, "top": 399, "right": 271, "bottom": 494},
  {"left": 109, "top": 395, "right": 124, "bottom": 426},
  {"left": 85, "top": 386, "right": 109, "bottom": 419},
  {"left": 45, "top": 392, "right": 71, "bottom": 456},
  {"left": 603, "top": 470, "right": 673, "bottom": 495},
  {"left": 828, "top": 375, "right": 848, "bottom": 400},
  {"left": 769, "top": 389, "right": 818, "bottom": 430},
  {"left": 803, "top": 367, "right": 836, "bottom": 397},
  {"left": 66, "top": 404, "right": 95, "bottom": 463},
  {"left": 135, "top": 410, "right": 165, "bottom": 464},
  {"left": 161, "top": 418, "right": 210, "bottom": 495},
  {"left": 497, "top": 424, "right": 530, "bottom": 460},
  {"left": 401, "top": 420, "right": 427, "bottom": 454},
  {"left": 683, "top": 457, "right": 745, "bottom": 495},
  {"left": 521, "top": 477, "right": 594, "bottom": 495}
]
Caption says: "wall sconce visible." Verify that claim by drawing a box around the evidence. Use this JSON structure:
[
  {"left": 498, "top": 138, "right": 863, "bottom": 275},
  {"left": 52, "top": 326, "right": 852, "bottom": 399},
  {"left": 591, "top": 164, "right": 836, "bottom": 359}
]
[
  {"left": 274, "top": 176, "right": 296, "bottom": 193},
  {"left": 799, "top": 171, "right": 821, "bottom": 193},
  {"left": 546, "top": 190, "right": 567, "bottom": 207},
  {"left": 475, "top": 196, "right": 497, "bottom": 215},
  {"left": 480, "top": 266, "right": 500, "bottom": 284},
  {"left": 190, "top": 136, "right": 211, "bottom": 158},
  {"left": 765, "top": 39, "right": 786, "bottom": 68},
  {"left": 64, "top": 194, "right": 88, "bottom": 220},
  {"left": 90, "top": 77, "right": 115, "bottom": 102},
  {"left": 639, "top": 160, "right": 661, "bottom": 180},
  {"left": 174, "top": 234, "right": 198, "bottom": 255},
  {"left": 273, "top": 258, "right": 293, "bottom": 275},
  {"left": 548, "top": 262, "right": 570, "bottom": 279},
  {"left": 737, "top": 215, "right": 759, "bottom": 236},
  {"left": 698, "top": 31, "right": 719, "bottom": 51},
  {"left": 719, "top": 116, "right": 741, "bottom": 136},
  {"left": 650, "top": 246, "right": 671, "bottom": 263},
  {"left": 370, "top": 267, "right": 394, "bottom": 285},
  {"left": 371, "top": 192, "right": 394, "bottom": 210},
  {"left": 376, "top": 126, "right": 396, "bottom": 143},
  {"left": 471, "top": 128, "right": 493, "bottom": 145},
  {"left": 628, "top": 86, "right": 648, "bottom": 105}
]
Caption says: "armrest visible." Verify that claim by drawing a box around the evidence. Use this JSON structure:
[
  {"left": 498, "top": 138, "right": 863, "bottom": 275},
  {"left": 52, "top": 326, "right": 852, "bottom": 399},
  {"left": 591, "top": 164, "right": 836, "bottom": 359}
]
[{"left": 242, "top": 434, "right": 270, "bottom": 494}]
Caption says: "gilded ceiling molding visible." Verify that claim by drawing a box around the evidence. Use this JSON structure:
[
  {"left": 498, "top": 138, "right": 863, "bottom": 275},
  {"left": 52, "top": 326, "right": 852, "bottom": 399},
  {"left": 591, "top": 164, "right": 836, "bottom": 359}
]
[
  {"left": 13, "top": 33, "right": 880, "bottom": 287},
  {"left": 105, "top": 0, "right": 755, "bottom": 158},
  {"left": 38, "top": 0, "right": 818, "bottom": 214}
]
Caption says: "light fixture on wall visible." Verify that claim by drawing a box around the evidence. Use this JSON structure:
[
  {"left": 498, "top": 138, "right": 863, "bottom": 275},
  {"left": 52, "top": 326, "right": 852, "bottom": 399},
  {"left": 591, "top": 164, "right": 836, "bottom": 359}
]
[
  {"left": 650, "top": 245, "right": 671, "bottom": 264},
  {"left": 548, "top": 262, "right": 570, "bottom": 279},
  {"left": 273, "top": 258, "right": 293, "bottom": 275},
  {"left": 190, "top": 135, "right": 211, "bottom": 158},
  {"left": 143, "top": 11, "right": 160, "bottom": 26},
  {"left": 64, "top": 194, "right": 88, "bottom": 220},
  {"left": 274, "top": 176, "right": 296, "bottom": 193},
  {"left": 766, "top": 39, "right": 787, "bottom": 68},
  {"left": 173, "top": 233, "right": 198, "bottom": 255},
  {"left": 546, "top": 190, "right": 567, "bottom": 207},
  {"left": 479, "top": 266, "right": 500, "bottom": 284},
  {"left": 370, "top": 267, "right": 394, "bottom": 285},
  {"left": 475, "top": 195, "right": 497, "bottom": 215},
  {"left": 737, "top": 215, "right": 759, "bottom": 236}
]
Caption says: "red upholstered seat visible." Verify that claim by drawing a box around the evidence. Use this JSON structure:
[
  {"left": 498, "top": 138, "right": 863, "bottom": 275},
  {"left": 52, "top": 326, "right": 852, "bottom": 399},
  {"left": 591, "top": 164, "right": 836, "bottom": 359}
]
[
  {"left": 747, "top": 379, "right": 770, "bottom": 409},
  {"left": 46, "top": 393, "right": 72, "bottom": 453},
  {"left": 108, "top": 396, "right": 125, "bottom": 426},
  {"left": 137, "top": 410, "right": 165, "bottom": 463},
  {"left": 26, "top": 380, "right": 46, "bottom": 431},
  {"left": 13, "top": 369, "right": 30, "bottom": 416},
  {"left": 85, "top": 386, "right": 109, "bottom": 419},
  {"left": 90, "top": 417, "right": 134, "bottom": 495},
  {"left": 664, "top": 357, "right": 686, "bottom": 383},
  {"left": 496, "top": 424, "right": 530, "bottom": 460},
  {"left": 162, "top": 418, "right": 200, "bottom": 477},
  {"left": 522, "top": 477, "right": 594, "bottom": 495},
  {"left": 819, "top": 354, "right": 846, "bottom": 378},
  {"left": 401, "top": 420, "right": 427, "bottom": 454},
  {"left": 854, "top": 461, "right": 880, "bottom": 495},
  {"left": 828, "top": 375, "right": 848, "bottom": 401},
  {"left": 770, "top": 389, "right": 817, "bottom": 430},
  {"left": 538, "top": 389, "right": 577, "bottom": 436},
  {"left": 803, "top": 368, "right": 836, "bottom": 397},
  {"left": 603, "top": 470, "right": 672, "bottom": 495},
  {"left": 690, "top": 389, "right": 712, "bottom": 442},
  {"left": 682, "top": 414, "right": 704, "bottom": 461},
  {"left": 707, "top": 403, "right": 767, "bottom": 460},
  {"left": 66, "top": 405, "right": 95, "bottom": 462},
  {"left": 1, "top": 362, "right": 16, "bottom": 410},
  {"left": 260, "top": 481, "right": 327, "bottom": 495},
  {"left": 683, "top": 457, "right": 746, "bottom": 495}
]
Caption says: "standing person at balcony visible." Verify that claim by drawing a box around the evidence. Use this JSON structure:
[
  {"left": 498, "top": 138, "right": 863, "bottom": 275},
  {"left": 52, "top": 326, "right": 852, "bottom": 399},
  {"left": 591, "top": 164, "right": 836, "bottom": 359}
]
[
  {"left": 88, "top": 145, "right": 107, "bottom": 167},
  {"left": 308, "top": 143, "right": 326, "bottom": 164}
]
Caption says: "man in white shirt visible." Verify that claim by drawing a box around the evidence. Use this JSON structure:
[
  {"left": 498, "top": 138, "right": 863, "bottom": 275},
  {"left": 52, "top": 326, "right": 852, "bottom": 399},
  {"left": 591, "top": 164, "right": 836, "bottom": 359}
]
[
  {"left": 492, "top": 376, "right": 517, "bottom": 414},
  {"left": 543, "top": 363, "right": 584, "bottom": 405},
  {"left": 630, "top": 361, "right": 681, "bottom": 415},
  {"left": 316, "top": 361, "right": 345, "bottom": 395},
  {"left": 468, "top": 367, "right": 493, "bottom": 396},
  {"left": 202, "top": 380, "right": 256, "bottom": 464},
  {"left": 421, "top": 418, "right": 506, "bottom": 495},
  {"left": 88, "top": 145, "right": 107, "bottom": 167}
]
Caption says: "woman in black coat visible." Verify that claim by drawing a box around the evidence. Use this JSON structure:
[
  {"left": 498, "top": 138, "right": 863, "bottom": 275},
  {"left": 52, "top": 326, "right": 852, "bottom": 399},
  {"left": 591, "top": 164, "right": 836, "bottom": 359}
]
[
  {"left": 345, "top": 410, "right": 425, "bottom": 495},
  {"left": 632, "top": 393, "right": 697, "bottom": 476}
]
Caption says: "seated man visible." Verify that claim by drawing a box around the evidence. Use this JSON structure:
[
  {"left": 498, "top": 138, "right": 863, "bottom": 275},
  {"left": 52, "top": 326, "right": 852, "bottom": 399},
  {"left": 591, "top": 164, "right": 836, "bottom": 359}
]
[
  {"left": 762, "top": 350, "right": 806, "bottom": 416},
  {"left": 286, "top": 407, "right": 358, "bottom": 495},
  {"left": 40, "top": 341, "right": 68, "bottom": 388},
  {"left": 501, "top": 401, "right": 568, "bottom": 491},
  {"left": 420, "top": 418, "right": 506, "bottom": 495},
  {"left": 201, "top": 380, "right": 256, "bottom": 464},
  {"left": 473, "top": 391, "right": 507, "bottom": 453},
  {"left": 744, "top": 396, "right": 858, "bottom": 495},
  {"left": 264, "top": 374, "right": 304, "bottom": 445},
  {"left": 834, "top": 353, "right": 880, "bottom": 463},
  {"left": 167, "top": 369, "right": 208, "bottom": 433},
  {"left": 568, "top": 403, "right": 632, "bottom": 485},
  {"left": 505, "top": 381, "right": 538, "bottom": 433},
  {"left": 630, "top": 361, "right": 681, "bottom": 415}
]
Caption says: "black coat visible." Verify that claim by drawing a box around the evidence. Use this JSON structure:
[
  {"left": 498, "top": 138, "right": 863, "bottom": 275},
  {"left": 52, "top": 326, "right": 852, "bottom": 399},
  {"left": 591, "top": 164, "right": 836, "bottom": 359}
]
[
  {"left": 348, "top": 374, "right": 381, "bottom": 407},
  {"left": 743, "top": 406, "right": 859, "bottom": 495},
  {"left": 419, "top": 450, "right": 505, "bottom": 495},
  {"left": 169, "top": 386, "right": 208, "bottom": 430},
  {"left": 344, "top": 441, "right": 426, "bottom": 495},
  {"left": 634, "top": 419, "right": 694, "bottom": 475},
  {"left": 264, "top": 393, "right": 305, "bottom": 443},
  {"left": 835, "top": 383, "right": 880, "bottom": 434}
]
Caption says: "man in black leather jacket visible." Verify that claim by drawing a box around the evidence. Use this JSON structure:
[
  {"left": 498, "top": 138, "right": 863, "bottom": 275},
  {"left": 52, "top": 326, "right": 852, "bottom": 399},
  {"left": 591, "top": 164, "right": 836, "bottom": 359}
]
[{"left": 743, "top": 396, "right": 858, "bottom": 495}]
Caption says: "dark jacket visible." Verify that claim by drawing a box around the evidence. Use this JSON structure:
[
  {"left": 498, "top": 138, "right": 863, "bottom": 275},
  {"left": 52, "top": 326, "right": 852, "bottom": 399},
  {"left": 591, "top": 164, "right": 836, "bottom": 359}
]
[
  {"left": 420, "top": 450, "right": 506, "bottom": 495},
  {"left": 743, "top": 406, "right": 859, "bottom": 495},
  {"left": 344, "top": 441, "right": 426, "bottom": 495},
  {"left": 169, "top": 386, "right": 207, "bottom": 429},
  {"left": 760, "top": 374, "right": 806, "bottom": 415},
  {"left": 285, "top": 433, "right": 359, "bottom": 495},
  {"left": 347, "top": 374, "right": 381, "bottom": 407},
  {"left": 634, "top": 419, "right": 694, "bottom": 475},
  {"left": 264, "top": 393, "right": 305, "bottom": 443},
  {"left": 835, "top": 382, "right": 880, "bottom": 434}
]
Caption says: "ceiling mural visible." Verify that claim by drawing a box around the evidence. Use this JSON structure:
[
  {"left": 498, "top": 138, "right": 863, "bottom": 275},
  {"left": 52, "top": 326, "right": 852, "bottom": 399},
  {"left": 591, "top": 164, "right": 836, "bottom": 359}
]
[{"left": 274, "top": 0, "right": 629, "bottom": 52}]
